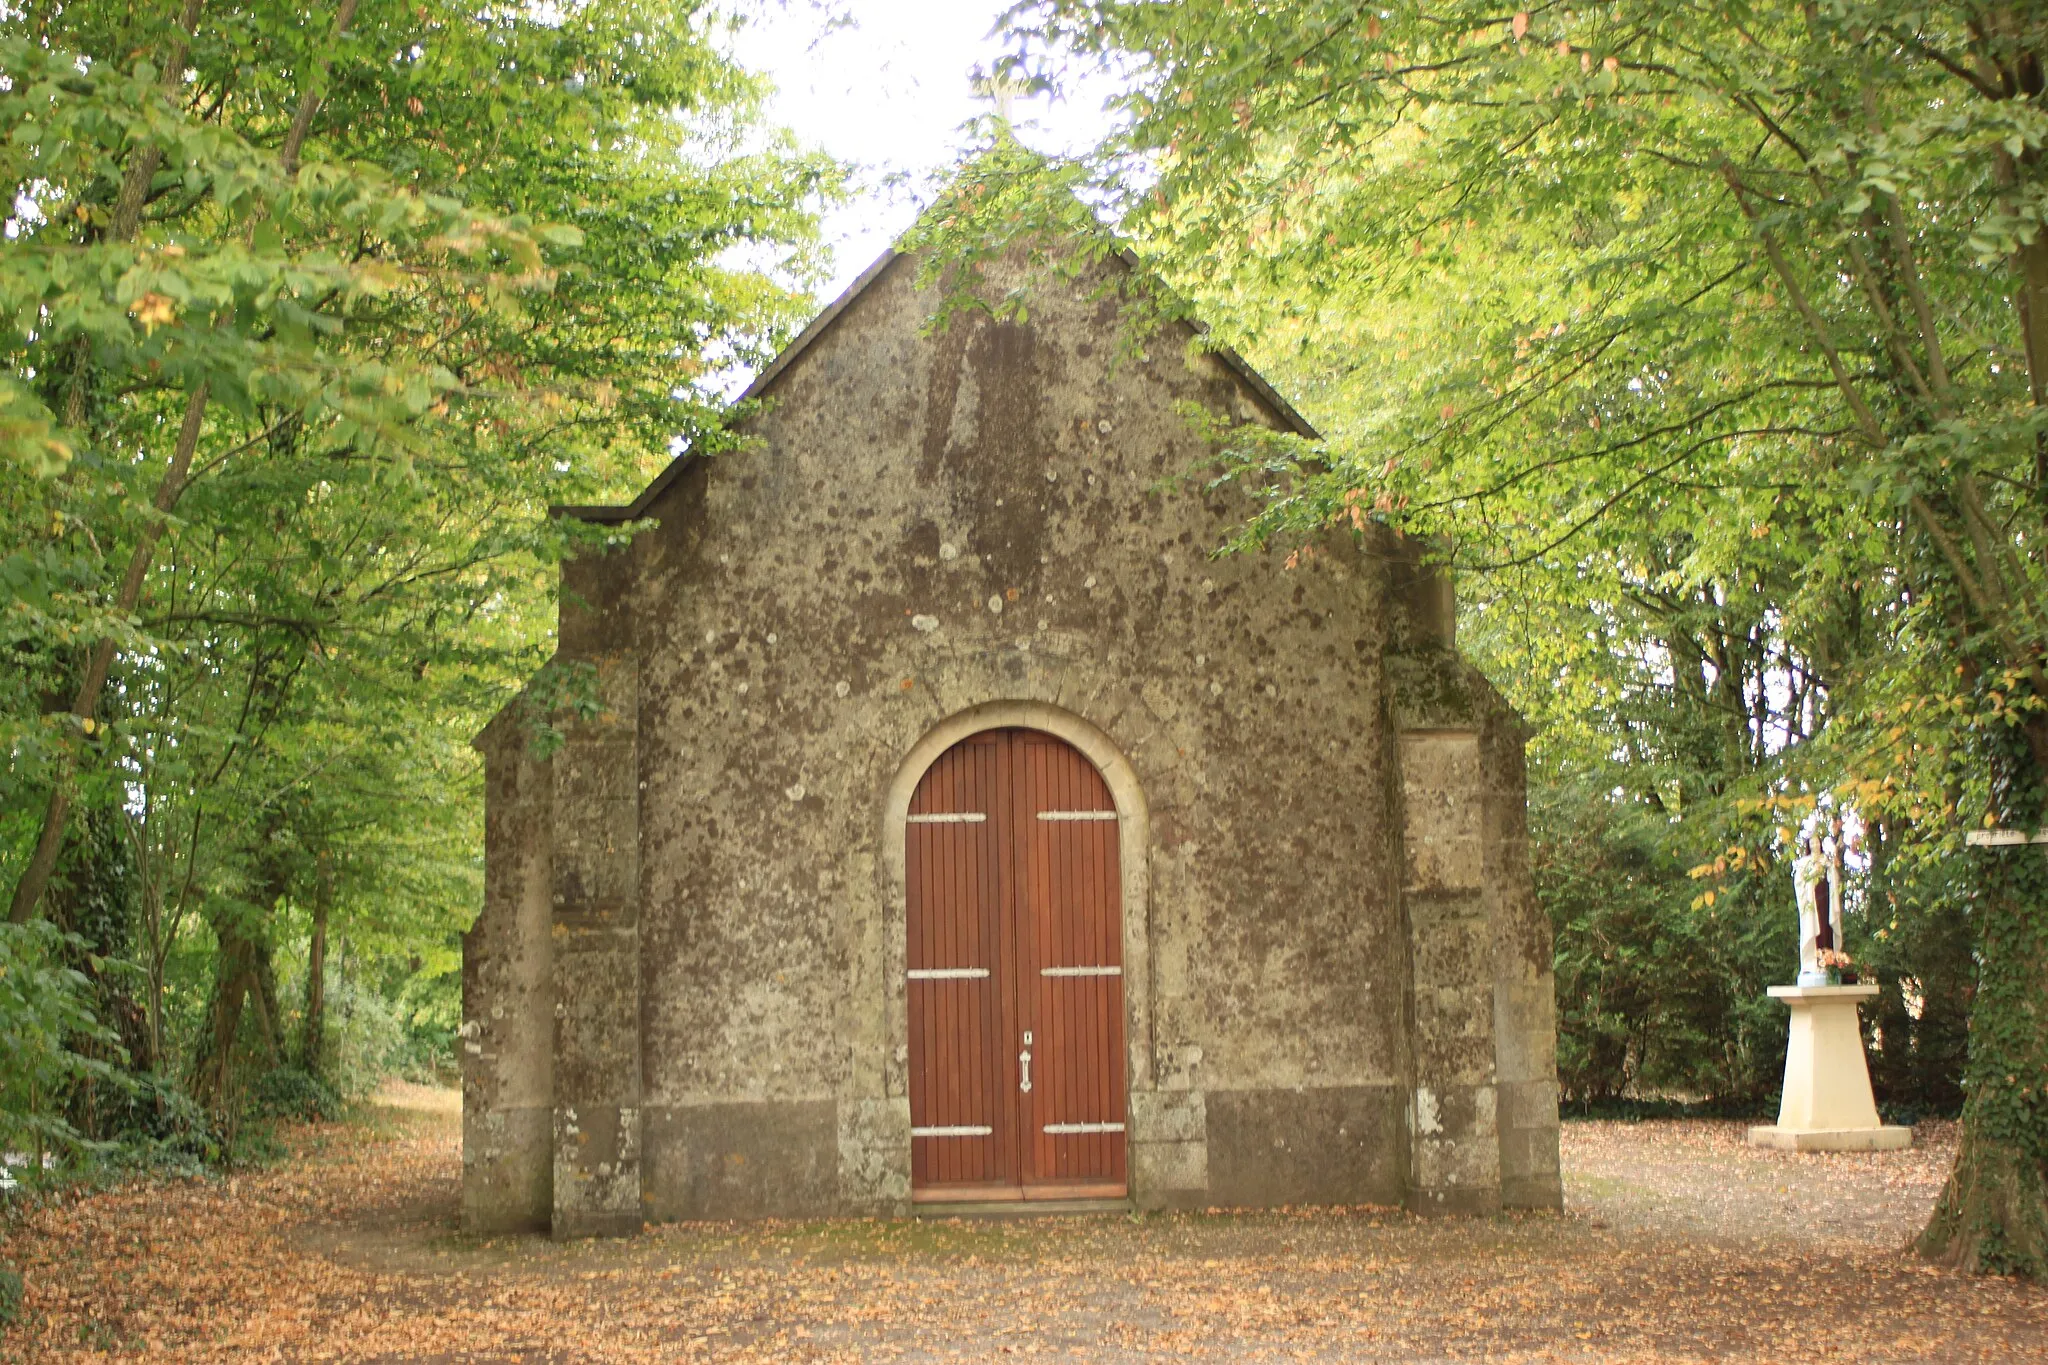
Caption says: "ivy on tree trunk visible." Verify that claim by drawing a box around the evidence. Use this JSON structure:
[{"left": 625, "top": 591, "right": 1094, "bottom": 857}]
[{"left": 1920, "top": 727, "right": 2048, "bottom": 1274}]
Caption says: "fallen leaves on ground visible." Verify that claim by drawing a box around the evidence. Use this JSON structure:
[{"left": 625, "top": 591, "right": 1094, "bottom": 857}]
[{"left": 3, "top": 1106, "right": 2042, "bottom": 1362}]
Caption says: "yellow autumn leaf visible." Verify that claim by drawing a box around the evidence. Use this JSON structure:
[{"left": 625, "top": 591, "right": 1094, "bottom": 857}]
[{"left": 130, "top": 291, "right": 177, "bottom": 333}]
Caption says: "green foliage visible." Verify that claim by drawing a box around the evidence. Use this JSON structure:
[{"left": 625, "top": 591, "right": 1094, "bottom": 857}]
[
  {"left": 1, "top": 0, "right": 832, "bottom": 1166},
  {"left": 991, "top": 0, "right": 2048, "bottom": 782},
  {"left": 279, "top": 943, "right": 459, "bottom": 1094},
  {"left": 0, "top": 1263, "right": 20, "bottom": 1328},
  {"left": 0, "top": 920, "right": 122, "bottom": 1168},
  {"left": 515, "top": 657, "right": 608, "bottom": 761},
  {"left": 245, "top": 1065, "right": 342, "bottom": 1123},
  {"left": 81, "top": 1071, "right": 219, "bottom": 1174},
  {"left": 1535, "top": 783, "right": 1789, "bottom": 1109},
  {"left": 987, "top": 0, "right": 2048, "bottom": 1265}
]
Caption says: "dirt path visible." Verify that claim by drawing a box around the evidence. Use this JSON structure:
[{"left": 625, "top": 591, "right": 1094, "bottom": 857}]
[{"left": 3, "top": 1098, "right": 2043, "bottom": 1362}]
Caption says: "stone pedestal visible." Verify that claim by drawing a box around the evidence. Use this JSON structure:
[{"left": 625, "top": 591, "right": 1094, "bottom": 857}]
[{"left": 1747, "top": 984, "right": 1911, "bottom": 1152}]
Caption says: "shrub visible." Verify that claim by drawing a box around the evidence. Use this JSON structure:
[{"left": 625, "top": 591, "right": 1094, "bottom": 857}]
[
  {"left": 1534, "top": 783, "right": 1790, "bottom": 1110},
  {"left": 245, "top": 1066, "right": 343, "bottom": 1123},
  {"left": 324, "top": 973, "right": 410, "bottom": 1098},
  {"left": 0, "top": 920, "right": 121, "bottom": 1172},
  {"left": 89, "top": 1072, "right": 219, "bottom": 1174}
]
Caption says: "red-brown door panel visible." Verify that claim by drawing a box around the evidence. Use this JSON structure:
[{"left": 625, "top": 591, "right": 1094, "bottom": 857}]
[{"left": 908, "top": 729, "right": 1126, "bottom": 1200}]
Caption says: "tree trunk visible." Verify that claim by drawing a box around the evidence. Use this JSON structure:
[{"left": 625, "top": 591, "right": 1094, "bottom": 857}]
[
  {"left": 190, "top": 840, "right": 288, "bottom": 1110},
  {"left": 189, "top": 922, "right": 257, "bottom": 1113},
  {"left": 191, "top": 929, "right": 286, "bottom": 1104},
  {"left": 251, "top": 943, "right": 283, "bottom": 1068},
  {"left": 299, "top": 851, "right": 331, "bottom": 1076},
  {"left": 1917, "top": 745, "right": 2048, "bottom": 1276}
]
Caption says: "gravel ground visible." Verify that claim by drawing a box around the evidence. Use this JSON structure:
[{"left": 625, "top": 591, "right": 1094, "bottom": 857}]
[
  {"left": 3, "top": 1098, "right": 2041, "bottom": 1363},
  {"left": 1560, "top": 1117, "right": 1961, "bottom": 1249}
]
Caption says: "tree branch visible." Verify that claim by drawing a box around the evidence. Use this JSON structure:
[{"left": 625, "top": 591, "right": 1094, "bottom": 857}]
[{"left": 1721, "top": 161, "right": 1889, "bottom": 450}]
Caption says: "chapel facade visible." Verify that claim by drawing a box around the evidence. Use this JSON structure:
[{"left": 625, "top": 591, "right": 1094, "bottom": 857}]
[{"left": 460, "top": 246, "right": 1563, "bottom": 1236}]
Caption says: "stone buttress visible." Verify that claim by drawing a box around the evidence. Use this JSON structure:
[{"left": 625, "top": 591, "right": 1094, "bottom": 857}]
[{"left": 1386, "top": 549, "right": 1563, "bottom": 1215}]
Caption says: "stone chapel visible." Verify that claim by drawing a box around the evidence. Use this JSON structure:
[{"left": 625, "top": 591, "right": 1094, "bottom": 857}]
[{"left": 459, "top": 244, "right": 1563, "bottom": 1236}]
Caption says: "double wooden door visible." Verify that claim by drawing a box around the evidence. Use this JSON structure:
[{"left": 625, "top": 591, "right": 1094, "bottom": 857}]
[{"left": 905, "top": 728, "right": 1128, "bottom": 1201}]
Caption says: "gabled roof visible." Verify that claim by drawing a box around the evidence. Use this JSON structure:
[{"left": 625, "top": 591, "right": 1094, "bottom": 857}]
[{"left": 550, "top": 247, "right": 1321, "bottom": 524}]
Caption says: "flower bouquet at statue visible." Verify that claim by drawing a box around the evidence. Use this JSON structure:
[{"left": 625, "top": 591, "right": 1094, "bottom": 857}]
[{"left": 1804, "top": 948, "right": 1857, "bottom": 988}]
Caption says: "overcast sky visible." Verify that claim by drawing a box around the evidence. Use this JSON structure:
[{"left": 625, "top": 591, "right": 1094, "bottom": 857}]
[{"left": 723, "top": 1, "right": 1125, "bottom": 300}]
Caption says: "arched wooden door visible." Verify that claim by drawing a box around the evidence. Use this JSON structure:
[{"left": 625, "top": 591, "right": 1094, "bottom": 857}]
[{"left": 905, "top": 728, "right": 1128, "bottom": 1202}]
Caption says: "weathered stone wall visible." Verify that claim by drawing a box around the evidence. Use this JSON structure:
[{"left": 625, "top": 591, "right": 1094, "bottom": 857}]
[
  {"left": 1396, "top": 723, "right": 1502, "bottom": 1214},
  {"left": 461, "top": 726, "right": 554, "bottom": 1233},
  {"left": 622, "top": 253, "right": 1411, "bottom": 1218},
  {"left": 468, "top": 555, "right": 647, "bottom": 1237},
  {"left": 461, "top": 246, "right": 1560, "bottom": 1230},
  {"left": 547, "top": 571, "right": 644, "bottom": 1237}
]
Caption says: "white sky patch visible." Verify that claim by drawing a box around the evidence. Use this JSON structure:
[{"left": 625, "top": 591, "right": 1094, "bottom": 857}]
[{"left": 723, "top": 0, "right": 1124, "bottom": 301}]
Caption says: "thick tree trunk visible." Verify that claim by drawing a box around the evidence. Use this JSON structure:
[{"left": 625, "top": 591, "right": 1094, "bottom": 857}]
[
  {"left": 1917, "top": 747, "right": 2048, "bottom": 1277},
  {"left": 1921, "top": 1121, "right": 2048, "bottom": 1276},
  {"left": 189, "top": 924, "right": 257, "bottom": 1112}
]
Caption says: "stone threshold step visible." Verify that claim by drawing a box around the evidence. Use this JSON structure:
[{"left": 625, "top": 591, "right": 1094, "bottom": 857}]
[{"left": 914, "top": 1198, "right": 1134, "bottom": 1220}]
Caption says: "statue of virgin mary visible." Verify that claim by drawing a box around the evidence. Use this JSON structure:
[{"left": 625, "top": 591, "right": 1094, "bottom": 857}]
[{"left": 1793, "top": 833, "right": 1832, "bottom": 985}]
